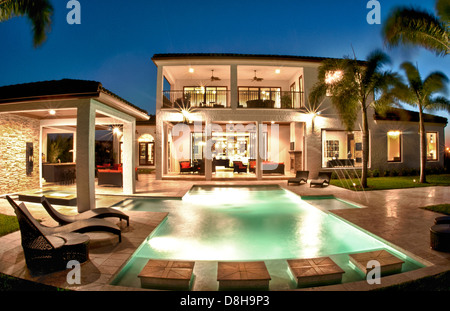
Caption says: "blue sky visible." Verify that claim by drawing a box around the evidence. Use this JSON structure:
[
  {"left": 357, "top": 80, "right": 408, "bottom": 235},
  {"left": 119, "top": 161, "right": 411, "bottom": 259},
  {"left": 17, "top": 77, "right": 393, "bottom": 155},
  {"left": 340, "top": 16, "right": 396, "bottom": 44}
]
[{"left": 1, "top": 0, "right": 449, "bottom": 144}]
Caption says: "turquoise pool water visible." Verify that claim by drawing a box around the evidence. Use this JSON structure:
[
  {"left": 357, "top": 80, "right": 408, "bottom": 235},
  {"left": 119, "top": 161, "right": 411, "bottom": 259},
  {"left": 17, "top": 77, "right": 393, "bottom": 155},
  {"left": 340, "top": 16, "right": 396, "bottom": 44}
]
[{"left": 111, "top": 185, "right": 424, "bottom": 289}]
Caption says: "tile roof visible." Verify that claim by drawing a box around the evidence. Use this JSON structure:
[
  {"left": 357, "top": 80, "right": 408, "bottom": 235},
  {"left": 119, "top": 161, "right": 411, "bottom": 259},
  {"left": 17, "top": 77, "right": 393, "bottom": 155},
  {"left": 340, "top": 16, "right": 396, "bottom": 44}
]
[
  {"left": 0, "top": 79, "right": 149, "bottom": 115},
  {"left": 152, "top": 53, "right": 364, "bottom": 63},
  {"left": 374, "top": 107, "right": 448, "bottom": 124}
]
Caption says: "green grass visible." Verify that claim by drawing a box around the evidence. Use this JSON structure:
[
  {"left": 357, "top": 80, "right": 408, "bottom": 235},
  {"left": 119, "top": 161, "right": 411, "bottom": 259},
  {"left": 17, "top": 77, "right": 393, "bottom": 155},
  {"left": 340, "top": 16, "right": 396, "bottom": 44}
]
[
  {"left": 0, "top": 214, "right": 19, "bottom": 237},
  {"left": 421, "top": 204, "right": 450, "bottom": 215},
  {"left": 330, "top": 174, "right": 450, "bottom": 191}
]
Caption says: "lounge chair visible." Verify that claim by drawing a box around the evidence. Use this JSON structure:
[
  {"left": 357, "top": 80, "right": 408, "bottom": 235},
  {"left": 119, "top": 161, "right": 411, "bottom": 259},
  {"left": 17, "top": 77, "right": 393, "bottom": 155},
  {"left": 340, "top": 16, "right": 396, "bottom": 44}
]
[
  {"left": 287, "top": 171, "right": 309, "bottom": 185},
  {"left": 309, "top": 171, "right": 332, "bottom": 188},
  {"left": 41, "top": 196, "right": 129, "bottom": 226},
  {"left": 6, "top": 196, "right": 122, "bottom": 242},
  {"left": 6, "top": 196, "right": 90, "bottom": 274}
]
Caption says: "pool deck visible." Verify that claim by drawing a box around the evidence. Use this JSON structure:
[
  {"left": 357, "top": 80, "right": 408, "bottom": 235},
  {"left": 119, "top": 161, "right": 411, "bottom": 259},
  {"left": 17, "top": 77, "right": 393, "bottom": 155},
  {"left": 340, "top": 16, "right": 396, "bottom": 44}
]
[{"left": 0, "top": 173, "right": 449, "bottom": 291}]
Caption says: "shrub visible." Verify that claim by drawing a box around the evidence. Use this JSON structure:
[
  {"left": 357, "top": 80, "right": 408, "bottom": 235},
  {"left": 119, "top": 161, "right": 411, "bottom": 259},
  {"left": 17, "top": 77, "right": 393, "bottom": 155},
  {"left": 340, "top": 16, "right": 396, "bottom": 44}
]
[{"left": 371, "top": 169, "right": 380, "bottom": 177}]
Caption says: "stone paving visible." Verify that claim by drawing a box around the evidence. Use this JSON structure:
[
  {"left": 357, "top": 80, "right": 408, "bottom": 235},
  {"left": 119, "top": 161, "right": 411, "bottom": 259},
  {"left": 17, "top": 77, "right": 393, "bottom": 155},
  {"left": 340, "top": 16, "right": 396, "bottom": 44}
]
[{"left": 0, "top": 173, "right": 449, "bottom": 291}]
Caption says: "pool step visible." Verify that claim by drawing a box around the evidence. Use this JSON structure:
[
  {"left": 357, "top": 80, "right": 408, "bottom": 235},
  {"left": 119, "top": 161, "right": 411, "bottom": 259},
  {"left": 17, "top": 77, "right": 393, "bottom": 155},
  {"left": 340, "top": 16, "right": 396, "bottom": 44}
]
[
  {"left": 349, "top": 250, "right": 404, "bottom": 276},
  {"left": 287, "top": 257, "right": 345, "bottom": 288},
  {"left": 138, "top": 260, "right": 195, "bottom": 290}
]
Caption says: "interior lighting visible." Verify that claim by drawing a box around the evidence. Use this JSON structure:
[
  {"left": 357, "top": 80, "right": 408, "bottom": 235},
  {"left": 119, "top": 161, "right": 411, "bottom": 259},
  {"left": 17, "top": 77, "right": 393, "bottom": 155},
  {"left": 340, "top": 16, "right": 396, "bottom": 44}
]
[
  {"left": 325, "top": 70, "right": 343, "bottom": 84},
  {"left": 189, "top": 68, "right": 194, "bottom": 73},
  {"left": 275, "top": 69, "right": 281, "bottom": 74},
  {"left": 388, "top": 131, "right": 401, "bottom": 137},
  {"left": 49, "top": 110, "right": 56, "bottom": 115}
]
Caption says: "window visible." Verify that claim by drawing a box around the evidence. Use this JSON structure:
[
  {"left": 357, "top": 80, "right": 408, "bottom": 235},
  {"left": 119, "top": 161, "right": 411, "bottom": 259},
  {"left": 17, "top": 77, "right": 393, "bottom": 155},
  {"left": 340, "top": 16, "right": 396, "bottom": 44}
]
[
  {"left": 138, "top": 134, "right": 155, "bottom": 166},
  {"left": 184, "top": 86, "right": 227, "bottom": 108},
  {"left": 427, "top": 132, "right": 438, "bottom": 161},
  {"left": 238, "top": 87, "right": 281, "bottom": 107},
  {"left": 325, "top": 70, "right": 343, "bottom": 96},
  {"left": 322, "top": 130, "right": 364, "bottom": 168},
  {"left": 387, "top": 131, "right": 402, "bottom": 162}
]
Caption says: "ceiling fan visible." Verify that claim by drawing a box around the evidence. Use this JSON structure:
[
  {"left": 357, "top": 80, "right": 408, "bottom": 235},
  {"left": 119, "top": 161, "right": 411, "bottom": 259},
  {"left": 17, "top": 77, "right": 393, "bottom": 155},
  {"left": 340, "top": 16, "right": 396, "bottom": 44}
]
[
  {"left": 210, "top": 70, "right": 221, "bottom": 81},
  {"left": 252, "top": 70, "right": 263, "bottom": 82}
]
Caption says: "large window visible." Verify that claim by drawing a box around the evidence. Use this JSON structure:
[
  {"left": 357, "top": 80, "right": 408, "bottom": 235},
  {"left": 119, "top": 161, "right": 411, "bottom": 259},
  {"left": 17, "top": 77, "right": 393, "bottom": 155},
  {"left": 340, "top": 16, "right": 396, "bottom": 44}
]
[
  {"left": 387, "top": 131, "right": 402, "bottom": 162},
  {"left": 427, "top": 132, "right": 438, "bottom": 161},
  {"left": 238, "top": 87, "right": 281, "bottom": 108},
  {"left": 322, "top": 130, "right": 363, "bottom": 168},
  {"left": 184, "top": 86, "right": 227, "bottom": 108}
]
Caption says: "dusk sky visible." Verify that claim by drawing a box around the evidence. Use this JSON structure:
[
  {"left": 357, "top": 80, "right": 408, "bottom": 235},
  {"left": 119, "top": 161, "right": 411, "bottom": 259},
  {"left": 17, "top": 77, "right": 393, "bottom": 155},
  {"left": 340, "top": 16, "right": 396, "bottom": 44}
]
[{"left": 1, "top": 0, "right": 449, "bottom": 145}]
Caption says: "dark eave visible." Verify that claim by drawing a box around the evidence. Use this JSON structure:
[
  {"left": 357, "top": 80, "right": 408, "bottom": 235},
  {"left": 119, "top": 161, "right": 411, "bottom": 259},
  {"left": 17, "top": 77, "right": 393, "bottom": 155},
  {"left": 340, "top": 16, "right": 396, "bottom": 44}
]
[{"left": 374, "top": 107, "right": 448, "bottom": 124}]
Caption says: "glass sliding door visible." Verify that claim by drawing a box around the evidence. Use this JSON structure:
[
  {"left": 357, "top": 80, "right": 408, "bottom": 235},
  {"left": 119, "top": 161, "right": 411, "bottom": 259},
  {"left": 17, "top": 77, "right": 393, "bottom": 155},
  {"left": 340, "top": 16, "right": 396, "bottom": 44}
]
[{"left": 322, "top": 130, "right": 364, "bottom": 168}]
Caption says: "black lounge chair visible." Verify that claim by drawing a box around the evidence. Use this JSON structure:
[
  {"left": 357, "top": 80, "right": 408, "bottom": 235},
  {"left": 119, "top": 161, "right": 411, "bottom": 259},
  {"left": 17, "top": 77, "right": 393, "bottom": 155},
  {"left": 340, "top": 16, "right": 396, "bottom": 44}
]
[
  {"left": 41, "top": 196, "right": 129, "bottom": 227},
  {"left": 6, "top": 196, "right": 90, "bottom": 274},
  {"left": 287, "top": 171, "right": 309, "bottom": 185},
  {"left": 310, "top": 171, "right": 332, "bottom": 188},
  {"left": 6, "top": 196, "right": 122, "bottom": 243}
]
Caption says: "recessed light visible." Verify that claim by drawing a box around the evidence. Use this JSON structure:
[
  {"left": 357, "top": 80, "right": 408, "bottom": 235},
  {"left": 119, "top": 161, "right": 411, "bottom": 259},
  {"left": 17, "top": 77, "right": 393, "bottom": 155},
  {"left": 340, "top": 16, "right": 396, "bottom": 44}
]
[
  {"left": 49, "top": 110, "right": 56, "bottom": 115},
  {"left": 189, "top": 68, "right": 194, "bottom": 73},
  {"left": 275, "top": 69, "right": 281, "bottom": 74}
]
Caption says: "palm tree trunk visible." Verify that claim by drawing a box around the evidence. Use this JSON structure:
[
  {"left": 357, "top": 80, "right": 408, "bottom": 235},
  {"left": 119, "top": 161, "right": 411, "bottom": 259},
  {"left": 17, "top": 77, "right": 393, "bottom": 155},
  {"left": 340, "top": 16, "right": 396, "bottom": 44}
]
[
  {"left": 418, "top": 107, "right": 427, "bottom": 183},
  {"left": 361, "top": 105, "right": 369, "bottom": 188}
]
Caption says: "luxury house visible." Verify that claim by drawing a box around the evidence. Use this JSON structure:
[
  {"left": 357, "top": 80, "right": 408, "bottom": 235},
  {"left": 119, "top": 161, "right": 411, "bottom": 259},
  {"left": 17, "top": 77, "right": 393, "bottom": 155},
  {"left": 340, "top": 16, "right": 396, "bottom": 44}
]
[
  {"left": 151, "top": 53, "right": 447, "bottom": 180},
  {"left": 0, "top": 53, "right": 447, "bottom": 203}
]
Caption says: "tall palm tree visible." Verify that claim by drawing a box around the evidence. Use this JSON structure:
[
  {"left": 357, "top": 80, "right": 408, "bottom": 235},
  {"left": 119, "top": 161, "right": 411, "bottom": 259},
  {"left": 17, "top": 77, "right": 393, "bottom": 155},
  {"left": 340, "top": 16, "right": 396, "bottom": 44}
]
[
  {"left": 388, "top": 62, "right": 450, "bottom": 183},
  {"left": 310, "top": 50, "right": 398, "bottom": 188},
  {"left": 0, "top": 0, "right": 53, "bottom": 47},
  {"left": 383, "top": 0, "right": 449, "bottom": 56}
]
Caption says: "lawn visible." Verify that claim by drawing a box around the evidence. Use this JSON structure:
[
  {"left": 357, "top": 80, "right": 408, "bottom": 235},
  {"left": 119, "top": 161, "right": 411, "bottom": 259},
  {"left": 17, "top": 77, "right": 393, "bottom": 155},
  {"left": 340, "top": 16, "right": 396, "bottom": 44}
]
[
  {"left": 0, "top": 214, "right": 19, "bottom": 237},
  {"left": 330, "top": 174, "right": 450, "bottom": 191}
]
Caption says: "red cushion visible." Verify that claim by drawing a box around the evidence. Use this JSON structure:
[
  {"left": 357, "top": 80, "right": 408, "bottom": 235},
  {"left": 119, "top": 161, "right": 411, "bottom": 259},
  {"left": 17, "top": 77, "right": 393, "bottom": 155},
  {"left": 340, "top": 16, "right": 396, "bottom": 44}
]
[
  {"left": 249, "top": 161, "right": 256, "bottom": 168},
  {"left": 180, "top": 162, "right": 191, "bottom": 169}
]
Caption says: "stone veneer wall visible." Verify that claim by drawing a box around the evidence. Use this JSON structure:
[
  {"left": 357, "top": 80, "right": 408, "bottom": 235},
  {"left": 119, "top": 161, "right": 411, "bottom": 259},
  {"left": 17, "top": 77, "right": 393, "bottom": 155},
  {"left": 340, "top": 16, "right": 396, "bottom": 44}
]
[{"left": 0, "top": 113, "right": 40, "bottom": 194}]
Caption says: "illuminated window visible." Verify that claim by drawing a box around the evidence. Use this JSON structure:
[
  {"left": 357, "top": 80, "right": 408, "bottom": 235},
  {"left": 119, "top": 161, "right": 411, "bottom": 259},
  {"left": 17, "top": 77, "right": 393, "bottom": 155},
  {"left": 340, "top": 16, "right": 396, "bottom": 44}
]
[
  {"left": 427, "top": 132, "right": 438, "bottom": 161},
  {"left": 325, "top": 70, "right": 343, "bottom": 96},
  {"left": 321, "top": 130, "right": 364, "bottom": 168},
  {"left": 387, "top": 131, "right": 401, "bottom": 162}
]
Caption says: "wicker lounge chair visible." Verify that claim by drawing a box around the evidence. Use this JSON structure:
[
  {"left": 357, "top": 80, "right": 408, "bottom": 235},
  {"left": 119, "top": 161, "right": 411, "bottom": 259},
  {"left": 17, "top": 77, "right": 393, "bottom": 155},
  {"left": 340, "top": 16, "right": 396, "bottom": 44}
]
[
  {"left": 6, "top": 196, "right": 90, "bottom": 274},
  {"left": 41, "top": 196, "right": 129, "bottom": 226},
  {"left": 6, "top": 196, "right": 122, "bottom": 242},
  {"left": 309, "top": 171, "right": 332, "bottom": 188},
  {"left": 287, "top": 171, "right": 309, "bottom": 185}
]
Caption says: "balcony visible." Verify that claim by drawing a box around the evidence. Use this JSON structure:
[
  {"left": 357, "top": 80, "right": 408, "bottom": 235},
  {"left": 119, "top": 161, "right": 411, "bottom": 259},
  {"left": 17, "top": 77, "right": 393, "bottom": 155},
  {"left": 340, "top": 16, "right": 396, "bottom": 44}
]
[{"left": 162, "top": 89, "right": 304, "bottom": 109}]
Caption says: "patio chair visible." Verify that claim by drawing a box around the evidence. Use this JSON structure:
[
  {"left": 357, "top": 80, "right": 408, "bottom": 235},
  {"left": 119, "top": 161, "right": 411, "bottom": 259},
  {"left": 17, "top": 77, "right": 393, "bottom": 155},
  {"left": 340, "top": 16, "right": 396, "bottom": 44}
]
[
  {"left": 6, "top": 196, "right": 90, "bottom": 274},
  {"left": 41, "top": 196, "right": 129, "bottom": 227},
  {"left": 287, "top": 171, "right": 309, "bottom": 185},
  {"left": 233, "top": 161, "right": 248, "bottom": 173},
  {"left": 309, "top": 171, "right": 332, "bottom": 188},
  {"left": 179, "top": 161, "right": 193, "bottom": 174},
  {"left": 6, "top": 196, "right": 122, "bottom": 243}
]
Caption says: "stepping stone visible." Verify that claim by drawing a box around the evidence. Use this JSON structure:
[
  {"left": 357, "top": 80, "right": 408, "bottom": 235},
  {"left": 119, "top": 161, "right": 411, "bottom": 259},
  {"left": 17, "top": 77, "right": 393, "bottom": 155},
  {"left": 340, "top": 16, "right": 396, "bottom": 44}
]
[
  {"left": 217, "top": 261, "right": 271, "bottom": 290},
  {"left": 138, "top": 260, "right": 195, "bottom": 290},
  {"left": 349, "top": 250, "right": 404, "bottom": 276},
  {"left": 287, "top": 257, "right": 345, "bottom": 288}
]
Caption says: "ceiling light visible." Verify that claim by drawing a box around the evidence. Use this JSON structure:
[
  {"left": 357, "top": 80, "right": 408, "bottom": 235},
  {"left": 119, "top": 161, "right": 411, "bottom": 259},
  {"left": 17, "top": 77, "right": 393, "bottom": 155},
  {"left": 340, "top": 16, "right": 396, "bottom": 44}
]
[
  {"left": 189, "top": 68, "right": 194, "bottom": 73},
  {"left": 49, "top": 110, "right": 56, "bottom": 115},
  {"left": 275, "top": 69, "right": 281, "bottom": 74}
]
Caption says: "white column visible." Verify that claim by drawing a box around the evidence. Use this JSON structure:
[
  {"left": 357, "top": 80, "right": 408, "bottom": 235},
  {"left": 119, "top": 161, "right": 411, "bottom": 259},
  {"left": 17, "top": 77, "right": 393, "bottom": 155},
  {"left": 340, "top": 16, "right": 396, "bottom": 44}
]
[
  {"left": 205, "top": 119, "right": 212, "bottom": 180},
  {"left": 155, "top": 65, "right": 164, "bottom": 180},
  {"left": 122, "top": 121, "right": 136, "bottom": 195},
  {"left": 230, "top": 64, "right": 238, "bottom": 110},
  {"left": 256, "top": 121, "right": 262, "bottom": 180},
  {"left": 76, "top": 103, "right": 96, "bottom": 212}
]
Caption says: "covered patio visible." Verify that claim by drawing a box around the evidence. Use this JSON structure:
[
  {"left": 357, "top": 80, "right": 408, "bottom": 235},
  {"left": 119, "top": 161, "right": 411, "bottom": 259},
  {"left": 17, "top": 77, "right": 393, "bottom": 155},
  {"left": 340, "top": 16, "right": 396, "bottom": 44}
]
[{"left": 0, "top": 79, "right": 150, "bottom": 212}]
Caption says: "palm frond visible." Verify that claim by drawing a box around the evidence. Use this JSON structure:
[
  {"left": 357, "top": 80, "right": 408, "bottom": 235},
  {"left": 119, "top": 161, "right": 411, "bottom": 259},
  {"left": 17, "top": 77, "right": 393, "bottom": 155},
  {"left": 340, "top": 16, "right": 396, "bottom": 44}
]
[
  {"left": 426, "top": 96, "right": 450, "bottom": 112},
  {"left": 422, "top": 71, "right": 449, "bottom": 97},
  {"left": 436, "top": 0, "right": 450, "bottom": 24},
  {"left": 383, "top": 6, "right": 449, "bottom": 56},
  {"left": 0, "top": 0, "right": 53, "bottom": 47}
]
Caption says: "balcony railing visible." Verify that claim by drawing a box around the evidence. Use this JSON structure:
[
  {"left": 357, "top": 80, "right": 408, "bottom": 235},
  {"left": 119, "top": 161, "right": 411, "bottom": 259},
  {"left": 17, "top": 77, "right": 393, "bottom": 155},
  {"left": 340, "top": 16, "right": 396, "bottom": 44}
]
[
  {"left": 238, "top": 90, "right": 304, "bottom": 109},
  {"left": 161, "top": 90, "right": 304, "bottom": 109},
  {"left": 163, "top": 90, "right": 229, "bottom": 109}
]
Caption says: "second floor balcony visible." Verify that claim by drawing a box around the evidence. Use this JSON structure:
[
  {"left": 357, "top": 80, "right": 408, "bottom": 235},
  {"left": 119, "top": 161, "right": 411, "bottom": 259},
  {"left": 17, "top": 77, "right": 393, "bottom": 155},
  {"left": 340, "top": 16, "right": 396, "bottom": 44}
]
[{"left": 162, "top": 88, "right": 304, "bottom": 109}]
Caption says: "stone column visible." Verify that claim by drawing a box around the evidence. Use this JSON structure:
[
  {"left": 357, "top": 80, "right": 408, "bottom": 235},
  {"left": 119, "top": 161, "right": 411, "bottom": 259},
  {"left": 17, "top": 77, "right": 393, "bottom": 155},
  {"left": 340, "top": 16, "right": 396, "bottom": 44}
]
[
  {"left": 256, "top": 121, "right": 262, "bottom": 180},
  {"left": 230, "top": 64, "right": 238, "bottom": 110}
]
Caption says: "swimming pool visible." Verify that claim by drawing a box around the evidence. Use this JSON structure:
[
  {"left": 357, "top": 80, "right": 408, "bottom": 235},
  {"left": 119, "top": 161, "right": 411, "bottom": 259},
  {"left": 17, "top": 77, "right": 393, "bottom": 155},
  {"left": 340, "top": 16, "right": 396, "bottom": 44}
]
[{"left": 111, "top": 185, "right": 424, "bottom": 289}]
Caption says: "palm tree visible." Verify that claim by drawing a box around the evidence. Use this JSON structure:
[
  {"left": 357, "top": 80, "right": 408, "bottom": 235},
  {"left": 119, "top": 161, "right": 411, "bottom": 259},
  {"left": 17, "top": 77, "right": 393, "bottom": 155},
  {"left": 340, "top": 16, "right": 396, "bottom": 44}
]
[
  {"left": 310, "top": 50, "right": 398, "bottom": 188},
  {"left": 0, "top": 0, "right": 53, "bottom": 47},
  {"left": 383, "top": 0, "right": 449, "bottom": 56},
  {"left": 388, "top": 62, "right": 450, "bottom": 183}
]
